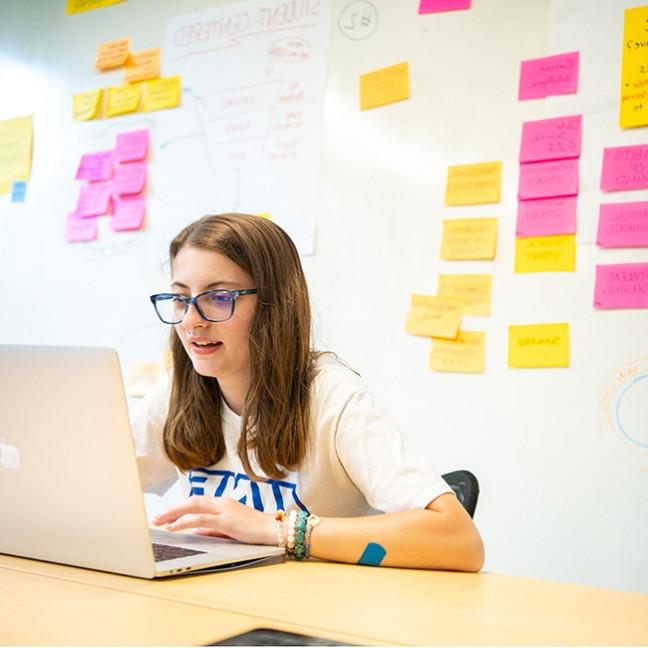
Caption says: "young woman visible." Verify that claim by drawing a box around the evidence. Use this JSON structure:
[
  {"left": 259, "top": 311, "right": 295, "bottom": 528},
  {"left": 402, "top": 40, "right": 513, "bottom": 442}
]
[{"left": 134, "top": 213, "right": 484, "bottom": 570}]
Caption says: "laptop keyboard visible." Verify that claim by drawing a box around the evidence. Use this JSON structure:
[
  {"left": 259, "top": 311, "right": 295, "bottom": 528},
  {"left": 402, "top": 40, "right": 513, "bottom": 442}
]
[{"left": 152, "top": 542, "right": 208, "bottom": 563}]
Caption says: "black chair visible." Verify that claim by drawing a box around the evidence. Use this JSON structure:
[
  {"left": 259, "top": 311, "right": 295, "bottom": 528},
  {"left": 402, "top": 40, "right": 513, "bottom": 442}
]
[{"left": 441, "top": 470, "right": 479, "bottom": 518}]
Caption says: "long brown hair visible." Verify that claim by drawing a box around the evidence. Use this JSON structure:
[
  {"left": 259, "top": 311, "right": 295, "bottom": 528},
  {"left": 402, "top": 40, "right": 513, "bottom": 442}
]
[{"left": 163, "top": 213, "right": 316, "bottom": 480}]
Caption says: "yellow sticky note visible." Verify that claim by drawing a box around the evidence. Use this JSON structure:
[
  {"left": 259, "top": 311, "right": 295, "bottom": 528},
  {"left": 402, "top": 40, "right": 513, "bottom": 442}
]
[
  {"left": 96, "top": 38, "right": 130, "bottom": 71},
  {"left": 126, "top": 362, "right": 162, "bottom": 397},
  {"left": 445, "top": 161, "right": 502, "bottom": 206},
  {"left": 0, "top": 115, "right": 33, "bottom": 194},
  {"left": 620, "top": 6, "right": 648, "bottom": 128},
  {"left": 508, "top": 323, "right": 570, "bottom": 368},
  {"left": 67, "top": 0, "right": 124, "bottom": 14},
  {"left": 441, "top": 218, "right": 498, "bottom": 260},
  {"left": 143, "top": 76, "right": 181, "bottom": 112},
  {"left": 256, "top": 212, "right": 273, "bottom": 220},
  {"left": 124, "top": 48, "right": 161, "bottom": 83},
  {"left": 405, "top": 294, "right": 462, "bottom": 339},
  {"left": 360, "top": 62, "right": 409, "bottom": 111},
  {"left": 106, "top": 83, "right": 141, "bottom": 117},
  {"left": 437, "top": 274, "right": 492, "bottom": 316},
  {"left": 72, "top": 89, "right": 103, "bottom": 121},
  {"left": 515, "top": 234, "right": 575, "bottom": 273},
  {"left": 430, "top": 330, "right": 485, "bottom": 374}
]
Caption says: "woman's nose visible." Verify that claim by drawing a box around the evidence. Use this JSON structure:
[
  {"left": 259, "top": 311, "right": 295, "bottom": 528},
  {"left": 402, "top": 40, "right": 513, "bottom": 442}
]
[{"left": 180, "top": 301, "right": 205, "bottom": 330}]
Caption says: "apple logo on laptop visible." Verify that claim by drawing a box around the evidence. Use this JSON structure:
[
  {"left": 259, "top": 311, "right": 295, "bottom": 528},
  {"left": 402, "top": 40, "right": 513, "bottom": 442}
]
[{"left": 0, "top": 439, "right": 19, "bottom": 470}]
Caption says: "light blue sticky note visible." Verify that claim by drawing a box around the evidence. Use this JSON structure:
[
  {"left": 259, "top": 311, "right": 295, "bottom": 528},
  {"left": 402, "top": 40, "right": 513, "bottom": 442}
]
[
  {"left": 11, "top": 181, "right": 27, "bottom": 203},
  {"left": 357, "top": 542, "right": 386, "bottom": 566}
]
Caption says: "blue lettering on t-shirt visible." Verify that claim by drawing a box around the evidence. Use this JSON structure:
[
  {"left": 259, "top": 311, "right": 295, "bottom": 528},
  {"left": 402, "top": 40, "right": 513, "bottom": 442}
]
[{"left": 188, "top": 468, "right": 308, "bottom": 513}]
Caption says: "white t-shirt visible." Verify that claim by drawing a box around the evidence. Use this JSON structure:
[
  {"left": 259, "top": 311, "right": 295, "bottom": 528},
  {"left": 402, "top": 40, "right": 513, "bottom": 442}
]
[{"left": 131, "top": 354, "right": 451, "bottom": 516}]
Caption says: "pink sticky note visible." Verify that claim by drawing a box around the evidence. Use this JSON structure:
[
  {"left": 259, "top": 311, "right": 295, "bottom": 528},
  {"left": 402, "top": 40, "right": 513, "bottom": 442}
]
[
  {"left": 594, "top": 263, "right": 648, "bottom": 309},
  {"left": 114, "top": 129, "right": 149, "bottom": 163},
  {"left": 600, "top": 144, "right": 648, "bottom": 192},
  {"left": 75, "top": 151, "right": 113, "bottom": 182},
  {"left": 419, "top": 0, "right": 470, "bottom": 13},
  {"left": 597, "top": 202, "right": 648, "bottom": 248},
  {"left": 518, "top": 158, "right": 579, "bottom": 200},
  {"left": 516, "top": 196, "right": 577, "bottom": 237},
  {"left": 65, "top": 212, "right": 98, "bottom": 243},
  {"left": 111, "top": 197, "right": 145, "bottom": 231},
  {"left": 113, "top": 162, "right": 147, "bottom": 195},
  {"left": 520, "top": 115, "right": 582, "bottom": 163},
  {"left": 518, "top": 51, "right": 579, "bottom": 101},
  {"left": 75, "top": 181, "right": 112, "bottom": 217}
]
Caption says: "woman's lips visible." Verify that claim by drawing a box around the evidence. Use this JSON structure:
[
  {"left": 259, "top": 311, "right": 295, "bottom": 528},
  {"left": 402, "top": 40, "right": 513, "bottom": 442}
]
[{"left": 191, "top": 341, "right": 223, "bottom": 355}]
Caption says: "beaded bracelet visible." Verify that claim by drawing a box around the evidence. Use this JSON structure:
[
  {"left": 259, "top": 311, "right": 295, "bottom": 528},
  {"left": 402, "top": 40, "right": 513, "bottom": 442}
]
[
  {"left": 293, "top": 510, "right": 309, "bottom": 560},
  {"left": 285, "top": 510, "right": 297, "bottom": 555},
  {"left": 274, "top": 510, "right": 285, "bottom": 549},
  {"left": 304, "top": 514, "right": 321, "bottom": 559}
]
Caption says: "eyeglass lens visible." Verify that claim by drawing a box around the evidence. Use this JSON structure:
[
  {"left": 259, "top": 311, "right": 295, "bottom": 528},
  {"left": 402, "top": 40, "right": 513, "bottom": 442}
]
[{"left": 155, "top": 291, "right": 234, "bottom": 323}]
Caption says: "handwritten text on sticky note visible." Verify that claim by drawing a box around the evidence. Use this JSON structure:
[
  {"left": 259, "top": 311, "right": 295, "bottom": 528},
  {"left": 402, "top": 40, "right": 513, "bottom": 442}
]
[
  {"left": 75, "top": 182, "right": 112, "bottom": 217},
  {"left": 600, "top": 144, "right": 648, "bottom": 192},
  {"left": 520, "top": 115, "right": 581, "bottom": 163},
  {"left": 405, "top": 294, "right": 462, "bottom": 339},
  {"left": 441, "top": 218, "right": 498, "bottom": 260},
  {"left": 519, "top": 51, "right": 579, "bottom": 101},
  {"left": 516, "top": 196, "right": 577, "bottom": 237},
  {"left": 96, "top": 38, "right": 130, "bottom": 71},
  {"left": 515, "top": 234, "right": 576, "bottom": 273},
  {"left": 75, "top": 151, "right": 113, "bottom": 182},
  {"left": 597, "top": 202, "right": 648, "bottom": 248},
  {"left": 594, "top": 263, "right": 648, "bottom": 309},
  {"left": 143, "top": 76, "right": 181, "bottom": 112},
  {"left": 445, "top": 161, "right": 501, "bottom": 206},
  {"left": 106, "top": 83, "right": 141, "bottom": 117},
  {"left": 124, "top": 48, "right": 161, "bottom": 83},
  {"left": 518, "top": 158, "right": 579, "bottom": 200},
  {"left": 0, "top": 115, "right": 33, "bottom": 194},
  {"left": 437, "top": 274, "right": 492, "bottom": 316},
  {"left": 508, "top": 323, "right": 570, "bottom": 368},
  {"left": 65, "top": 213, "right": 98, "bottom": 243},
  {"left": 620, "top": 6, "right": 648, "bottom": 128},
  {"left": 429, "top": 330, "right": 484, "bottom": 374},
  {"left": 113, "top": 162, "right": 147, "bottom": 195},
  {"left": 73, "top": 89, "right": 103, "bottom": 121},
  {"left": 115, "top": 129, "right": 149, "bottom": 163},
  {"left": 112, "top": 197, "right": 146, "bottom": 231},
  {"left": 360, "top": 62, "right": 409, "bottom": 111}
]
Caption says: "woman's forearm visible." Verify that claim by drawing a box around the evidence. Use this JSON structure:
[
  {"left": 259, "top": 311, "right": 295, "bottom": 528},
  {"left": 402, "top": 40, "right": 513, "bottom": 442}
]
[{"left": 309, "top": 494, "right": 484, "bottom": 571}]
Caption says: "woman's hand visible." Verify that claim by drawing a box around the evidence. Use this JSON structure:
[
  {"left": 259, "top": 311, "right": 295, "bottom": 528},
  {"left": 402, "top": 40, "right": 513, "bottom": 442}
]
[{"left": 152, "top": 496, "right": 277, "bottom": 546}]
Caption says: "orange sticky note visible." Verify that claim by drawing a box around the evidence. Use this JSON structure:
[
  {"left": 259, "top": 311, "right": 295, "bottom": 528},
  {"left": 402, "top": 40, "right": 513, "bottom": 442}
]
[
  {"left": 437, "top": 274, "right": 492, "bottom": 316},
  {"left": 124, "top": 48, "right": 161, "bottom": 83},
  {"left": 445, "top": 161, "right": 502, "bottom": 206},
  {"left": 429, "top": 330, "right": 485, "bottom": 374},
  {"left": 405, "top": 294, "right": 462, "bottom": 339},
  {"left": 441, "top": 218, "right": 498, "bottom": 260},
  {"left": 96, "top": 38, "right": 130, "bottom": 71},
  {"left": 360, "top": 62, "right": 409, "bottom": 110}
]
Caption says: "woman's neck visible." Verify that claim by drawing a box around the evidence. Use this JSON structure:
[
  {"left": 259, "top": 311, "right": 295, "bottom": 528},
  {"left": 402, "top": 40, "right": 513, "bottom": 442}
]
[{"left": 218, "top": 375, "right": 250, "bottom": 416}]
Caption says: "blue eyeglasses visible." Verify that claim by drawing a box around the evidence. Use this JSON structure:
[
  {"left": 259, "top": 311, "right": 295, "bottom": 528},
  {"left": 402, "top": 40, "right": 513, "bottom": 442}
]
[{"left": 150, "top": 289, "right": 258, "bottom": 324}]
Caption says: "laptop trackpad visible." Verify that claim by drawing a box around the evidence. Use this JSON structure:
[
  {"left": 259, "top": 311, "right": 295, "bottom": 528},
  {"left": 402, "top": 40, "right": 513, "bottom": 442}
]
[{"left": 150, "top": 528, "right": 280, "bottom": 557}]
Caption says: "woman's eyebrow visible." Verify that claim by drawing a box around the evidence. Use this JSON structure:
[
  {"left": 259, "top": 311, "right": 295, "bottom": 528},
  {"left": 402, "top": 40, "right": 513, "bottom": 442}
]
[{"left": 170, "top": 280, "right": 241, "bottom": 290}]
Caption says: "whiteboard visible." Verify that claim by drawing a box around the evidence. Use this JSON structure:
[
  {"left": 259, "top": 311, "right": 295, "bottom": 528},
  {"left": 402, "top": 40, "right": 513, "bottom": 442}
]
[{"left": 1, "top": 0, "right": 647, "bottom": 593}]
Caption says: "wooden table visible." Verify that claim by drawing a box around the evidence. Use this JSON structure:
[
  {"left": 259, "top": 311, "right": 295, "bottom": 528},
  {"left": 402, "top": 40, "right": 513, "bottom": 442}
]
[{"left": 1, "top": 553, "right": 647, "bottom": 645}]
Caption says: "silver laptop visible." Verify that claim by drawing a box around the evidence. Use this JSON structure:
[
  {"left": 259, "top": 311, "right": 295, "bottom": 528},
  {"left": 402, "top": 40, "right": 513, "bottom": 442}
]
[{"left": 0, "top": 345, "right": 284, "bottom": 578}]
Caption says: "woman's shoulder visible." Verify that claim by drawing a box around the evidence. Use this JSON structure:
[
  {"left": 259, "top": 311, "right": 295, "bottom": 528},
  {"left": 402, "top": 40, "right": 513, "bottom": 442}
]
[{"left": 310, "top": 351, "right": 368, "bottom": 407}]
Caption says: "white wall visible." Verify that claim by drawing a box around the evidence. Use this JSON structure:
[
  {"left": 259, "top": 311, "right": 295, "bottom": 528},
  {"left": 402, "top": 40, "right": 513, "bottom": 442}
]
[{"left": 1, "top": 0, "right": 647, "bottom": 593}]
